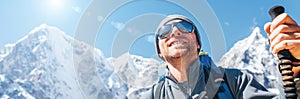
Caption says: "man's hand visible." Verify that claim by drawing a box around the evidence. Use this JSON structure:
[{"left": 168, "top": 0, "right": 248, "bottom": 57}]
[
  {"left": 264, "top": 13, "right": 300, "bottom": 60},
  {"left": 264, "top": 13, "right": 300, "bottom": 77}
]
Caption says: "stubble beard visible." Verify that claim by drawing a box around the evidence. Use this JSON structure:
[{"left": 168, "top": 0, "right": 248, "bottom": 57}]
[{"left": 167, "top": 45, "right": 191, "bottom": 60}]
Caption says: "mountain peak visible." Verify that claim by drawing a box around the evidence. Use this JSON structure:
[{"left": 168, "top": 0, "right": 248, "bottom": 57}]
[
  {"left": 249, "top": 27, "right": 264, "bottom": 40},
  {"left": 228, "top": 27, "right": 267, "bottom": 52},
  {"left": 29, "top": 24, "right": 48, "bottom": 34},
  {"left": 217, "top": 27, "right": 282, "bottom": 96},
  {"left": 218, "top": 27, "right": 270, "bottom": 66},
  {"left": 13, "top": 24, "right": 71, "bottom": 51},
  {"left": 1, "top": 24, "right": 65, "bottom": 60},
  {"left": 0, "top": 24, "right": 114, "bottom": 99}
]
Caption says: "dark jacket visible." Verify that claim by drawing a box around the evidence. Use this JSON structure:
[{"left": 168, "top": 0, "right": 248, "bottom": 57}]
[{"left": 142, "top": 55, "right": 277, "bottom": 99}]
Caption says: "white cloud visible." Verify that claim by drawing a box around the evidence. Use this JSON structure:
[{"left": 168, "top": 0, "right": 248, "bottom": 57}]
[
  {"left": 147, "top": 35, "right": 154, "bottom": 43},
  {"left": 260, "top": 7, "right": 265, "bottom": 15},
  {"left": 87, "top": 12, "right": 91, "bottom": 16},
  {"left": 224, "top": 22, "right": 230, "bottom": 26},
  {"left": 72, "top": 6, "right": 81, "bottom": 13},
  {"left": 111, "top": 21, "right": 125, "bottom": 30},
  {"left": 126, "top": 27, "right": 140, "bottom": 36},
  {"left": 97, "top": 16, "right": 104, "bottom": 22},
  {"left": 127, "top": 28, "right": 133, "bottom": 33},
  {"left": 249, "top": 17, "right": 258, "bottom": 30}
]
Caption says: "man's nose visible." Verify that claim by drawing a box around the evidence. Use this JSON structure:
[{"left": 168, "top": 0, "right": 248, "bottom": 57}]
[{"left": 170, "top": 26, "right": 182, "bottom": 37}]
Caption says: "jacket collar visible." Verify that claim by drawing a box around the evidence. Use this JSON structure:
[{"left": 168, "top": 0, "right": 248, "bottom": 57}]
[{"left": 165, "top": 59, "right": 205, "bottom": 95}]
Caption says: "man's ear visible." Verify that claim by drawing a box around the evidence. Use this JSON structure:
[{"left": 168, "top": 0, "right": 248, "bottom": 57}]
[
  {"left": 197, "top": 44, "right": 201, "bottom": 49},
  {"left": 158, "top": 53, "right": 163, "bottom": 58},
  {"left": 158, "top": 53, "right": 165, "bottom": 61}
]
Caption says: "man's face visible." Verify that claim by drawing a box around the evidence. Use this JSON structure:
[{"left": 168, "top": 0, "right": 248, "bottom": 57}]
[{"left": 158, "top": 20, "right": 199, "bottom": 59}]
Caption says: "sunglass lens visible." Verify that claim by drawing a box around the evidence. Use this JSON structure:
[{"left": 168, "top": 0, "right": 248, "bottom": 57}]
[
  {"left": 158, "top": 25, "right": 171, "bottom": 39},
  {"left": 177, "top": 21, "right": 193, "bottom": 33}
]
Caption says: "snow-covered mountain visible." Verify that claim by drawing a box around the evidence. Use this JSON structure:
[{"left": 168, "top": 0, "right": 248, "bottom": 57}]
[
  {"left": 1, "top": 24, "right": 85, "bottom": 99},
  {"left": 108, "top": 53, "right": 160, "bottom": 98},
  {"left": 0, "top": 24, "right": 162, "bottom": 99},
  {"left": 0, "top": 24, "right": 283, "bottom": 98},
  {"left": 217, "top": 27, "right": 282, "bottom": 96},
  {"left": 0, "top": 24, "right": 117, "bottom": 99}
]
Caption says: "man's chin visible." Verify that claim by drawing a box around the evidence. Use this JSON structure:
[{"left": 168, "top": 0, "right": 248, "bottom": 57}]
[{"left": 169, "top": 50, "right": 189, "bottom": 58}]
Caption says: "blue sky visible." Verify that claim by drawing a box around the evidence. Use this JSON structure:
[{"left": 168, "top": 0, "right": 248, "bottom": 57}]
[{"left": 1, "top": 0, "right": 299, "bottom": 61}]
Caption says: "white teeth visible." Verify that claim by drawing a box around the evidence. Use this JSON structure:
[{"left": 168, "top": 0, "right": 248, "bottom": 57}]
[
  {"left": 174, "top": 42, "right": 184, "bottom": 44},
  {"left": 171, "top": 41, "right": 185, "bottom": 46}
]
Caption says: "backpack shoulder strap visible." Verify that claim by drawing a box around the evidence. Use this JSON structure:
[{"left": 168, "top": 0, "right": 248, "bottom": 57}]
[
  {"left": 220, "top": 68, "right": 242, "bottom": 98},
  {"left": 216, "top": 67, "right": 235, "bottom": 99},
  {"left": 151, "top": 75, "right": 165, "bottom": 99},
  {"left": 202, "top": 65, "right": 235, "bottom": 99}
]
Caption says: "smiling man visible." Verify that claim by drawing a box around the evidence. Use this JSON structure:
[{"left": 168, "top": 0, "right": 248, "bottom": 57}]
[
  {"left": 140, "top": 14, "right": 299, "bottom": 99},
  {"left": 156, "top": 19, "right": 200, "bottom": 76}
]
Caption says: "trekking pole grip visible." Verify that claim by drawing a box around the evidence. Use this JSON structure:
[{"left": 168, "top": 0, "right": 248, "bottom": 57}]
[{"left": 268, "top": 5, "right": 298, "bottom": 99}]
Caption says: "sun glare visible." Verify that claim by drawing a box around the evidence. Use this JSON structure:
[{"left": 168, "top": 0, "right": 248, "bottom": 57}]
[{"left": 50, "top": 0, "right": 63, "bottom": 8}]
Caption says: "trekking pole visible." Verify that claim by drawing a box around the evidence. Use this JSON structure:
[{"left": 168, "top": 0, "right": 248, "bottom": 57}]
[{"left": 268, "top": 5, "right": 300, "bottom": 99}]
